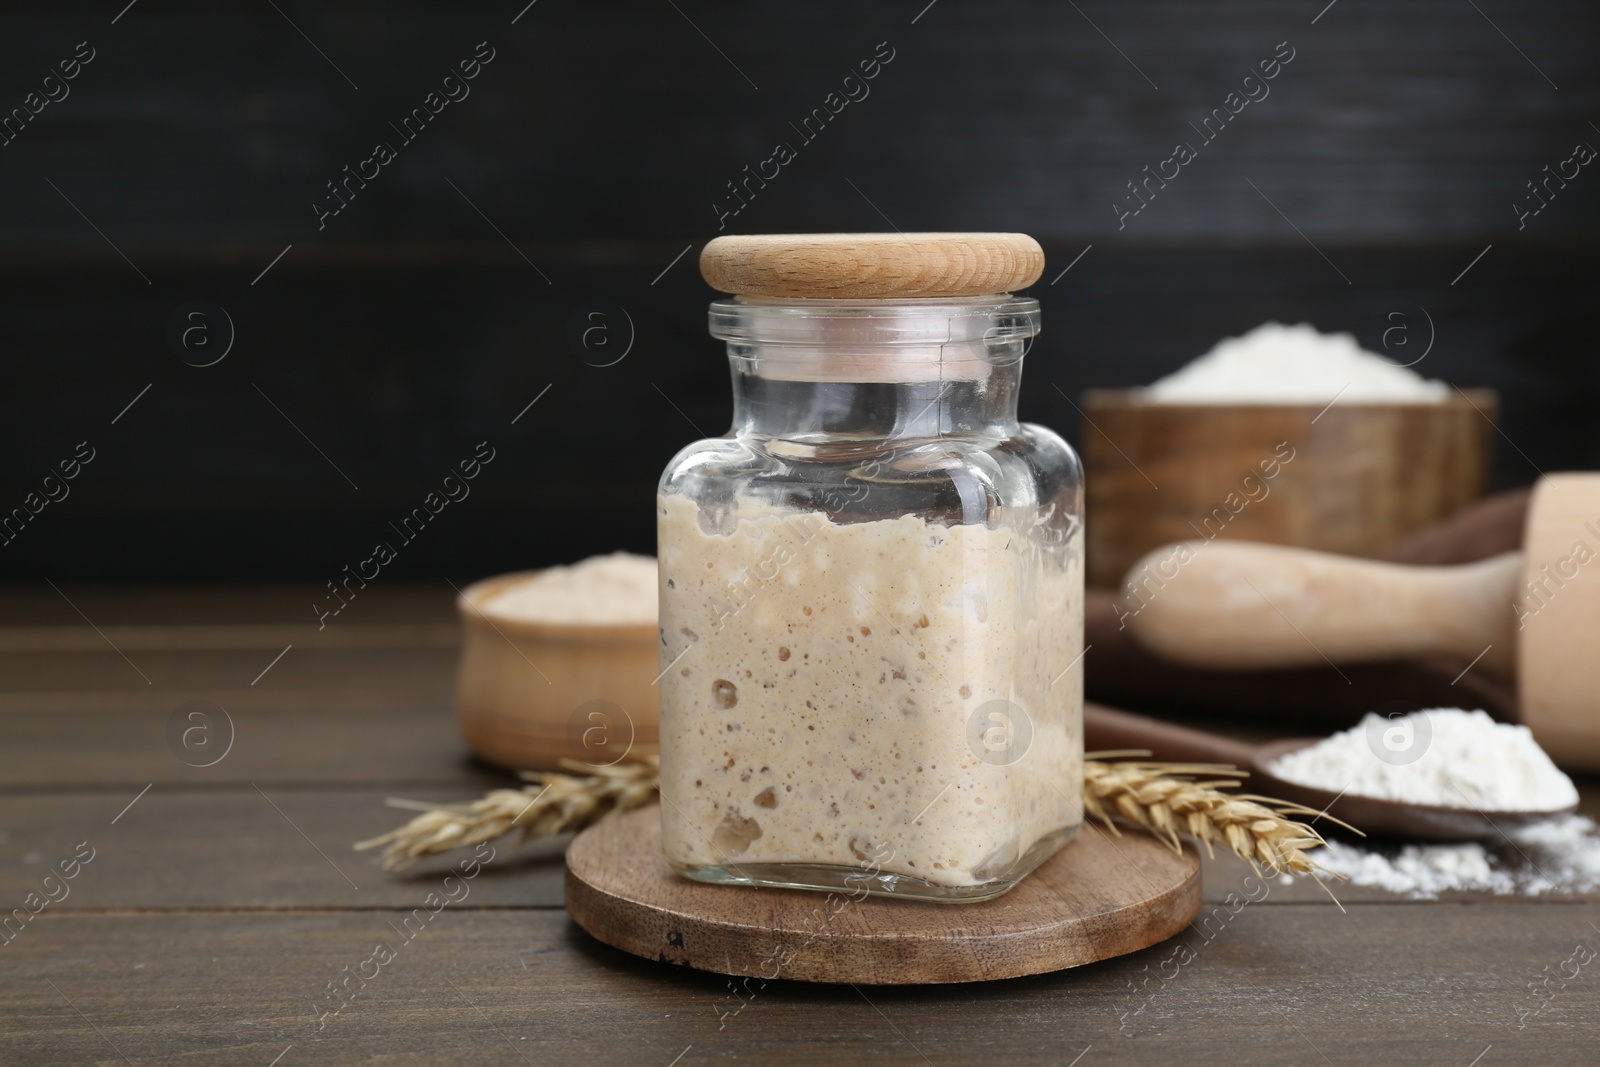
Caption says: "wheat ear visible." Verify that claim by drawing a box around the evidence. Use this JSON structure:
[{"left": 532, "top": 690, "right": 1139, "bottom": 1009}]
[
  {"left": 1082, "top": 757, "right": 1349, "bottom": 882},
  {"left": 358, "top": 755, "right": 1346, "bottom": 902},
  {"left": 355, "top": 755, "right": 659, "bottom": 871}
]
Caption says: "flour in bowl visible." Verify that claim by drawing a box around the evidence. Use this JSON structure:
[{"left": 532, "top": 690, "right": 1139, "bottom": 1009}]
[
  {"left": 482, "top": 552, "right": 658, "bottom": 625},
  {"left": 1141, "top": 322, "right": 1449, "bottom": 404}
]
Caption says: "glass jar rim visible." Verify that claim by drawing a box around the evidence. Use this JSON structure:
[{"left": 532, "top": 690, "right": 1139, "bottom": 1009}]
[{"left": 709, "top": 294, "right": 1040, "bottom": 346}]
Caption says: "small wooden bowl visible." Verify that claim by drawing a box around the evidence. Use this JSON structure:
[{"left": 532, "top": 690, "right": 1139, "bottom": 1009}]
[
  {"left": 1082, "top": 389, "right": 1498, "bottom": 587},
  {"left": 455, "top": 571, "right": 659, "bottom": 772}
]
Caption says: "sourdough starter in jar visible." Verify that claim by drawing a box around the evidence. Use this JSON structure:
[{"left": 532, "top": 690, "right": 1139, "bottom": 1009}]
[{"left": 658, "top": 495, "right": 1082, "bottom": 893}]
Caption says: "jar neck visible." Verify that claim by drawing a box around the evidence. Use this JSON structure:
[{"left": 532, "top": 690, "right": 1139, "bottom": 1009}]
[
  {"left": 712, "top": 296, "right": 1038, "bottom": 444},
  {"left": 729, "top": 358, "right": 1022, "bottom": 442}
]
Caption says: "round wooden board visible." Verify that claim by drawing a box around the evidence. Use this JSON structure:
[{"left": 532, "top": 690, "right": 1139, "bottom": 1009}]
[{"left": 565, "top": 807, "right": 1201, "bottom": 985}]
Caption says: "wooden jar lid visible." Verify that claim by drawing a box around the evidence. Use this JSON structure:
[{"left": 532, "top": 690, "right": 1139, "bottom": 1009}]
[{"left": 700, "top": 232, "right": 1044, "bottom": 299}]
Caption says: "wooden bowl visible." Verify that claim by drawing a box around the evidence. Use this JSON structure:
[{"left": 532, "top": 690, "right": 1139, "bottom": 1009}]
[
  {"left": 1082, "top": 389, "right": 1498, "bottom": 588},
  {"left": 455, "top": 571, "right": 659, "bottom": 772}
]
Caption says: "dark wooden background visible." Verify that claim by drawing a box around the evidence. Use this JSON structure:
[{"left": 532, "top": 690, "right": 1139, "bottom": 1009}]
[{"left": 2, "top": 0, "right": 1597, "bottom": 582}]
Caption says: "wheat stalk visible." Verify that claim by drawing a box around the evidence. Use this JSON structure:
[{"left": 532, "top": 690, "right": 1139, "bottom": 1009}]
[
  {"left": 357, "top": 754, "right": 1347, "bottom": 901},
  {"left": 1082, "top": 757, "right": 1348, "bottom": 884},
  {"left": 355, "top": 755, "right": 660, "bottom": 871}
]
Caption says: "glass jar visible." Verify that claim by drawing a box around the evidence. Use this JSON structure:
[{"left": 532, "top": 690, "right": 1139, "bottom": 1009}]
[{"left": 656, "top": 247, "right": 1083, "bottom": 903}]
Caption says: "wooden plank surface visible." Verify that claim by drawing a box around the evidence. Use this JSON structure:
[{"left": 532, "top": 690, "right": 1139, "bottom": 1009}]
[
  {"left": 7, "top": 785, "right": 1589, "bottom": 913},
  {"left": 5, "top": 2, "right": 1599, "bottom": 590},
  {"left": 3, "top": 2, "right": 1597, "bottom": 245},
  {"left": 3, "top": 907, "right": 1596, "bottom": 1066},
  {"left": 0, "top": 791, "right": 570, "bottom": 911},
  {"left": 0, "top": 708, "right": 503, "bottom": 787},
  {"left": 0, "top": 645, "right": 458, "bottom": 696},
  {"left": 3, "top": 597, "right": 1599, "bottom": 1064},
  {"left": 0, "top": 586, "right": 458, "bottom": 627}
]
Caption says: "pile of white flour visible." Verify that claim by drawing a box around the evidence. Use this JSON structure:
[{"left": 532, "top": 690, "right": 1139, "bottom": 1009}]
[
  {"left": 1314, "top": 816, "right": 1600, "bottom": 899},
  {"left": 1141, "top": 321, "right": 1449, "bottom": 404},
  {"left": 482, "top": 553, "right": 658, "bottom": 625},
  {"left": 1269, "top": 708, "right": 1593, "bottom": 898},
  {"left": 1270, "top": 709, "right": 1579, "bottom": 812}
]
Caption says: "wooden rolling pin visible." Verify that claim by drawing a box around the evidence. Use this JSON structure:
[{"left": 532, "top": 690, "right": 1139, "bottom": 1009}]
[{"left": 1120, "top": 473, "right": 1600, "bottom": 768}]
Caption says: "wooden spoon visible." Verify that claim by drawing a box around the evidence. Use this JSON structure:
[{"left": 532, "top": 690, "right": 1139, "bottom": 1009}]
[{"left": 1084, "top": 702, "right": 1576, "bottom": 841}]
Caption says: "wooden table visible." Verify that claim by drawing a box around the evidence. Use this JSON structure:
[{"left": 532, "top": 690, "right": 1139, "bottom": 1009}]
[{"left": 3, "top": 586, "right": 1596, "bottom": 1065}]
